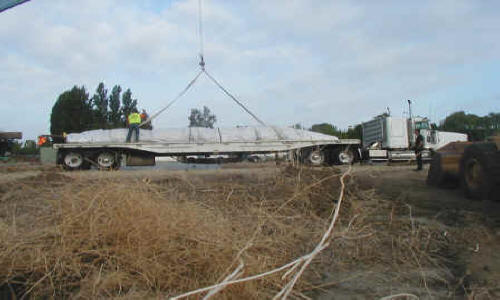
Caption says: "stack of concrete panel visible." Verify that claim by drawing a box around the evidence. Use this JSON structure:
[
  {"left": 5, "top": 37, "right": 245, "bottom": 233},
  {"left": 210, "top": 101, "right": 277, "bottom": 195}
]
[{"left": 66, "top": 126, "right": 339, "bottom": 144}]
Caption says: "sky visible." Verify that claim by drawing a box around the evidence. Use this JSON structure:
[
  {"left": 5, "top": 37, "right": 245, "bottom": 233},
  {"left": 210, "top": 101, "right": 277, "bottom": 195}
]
[{"left": 1, "top": 0, "right": 499, "bottom": 141}]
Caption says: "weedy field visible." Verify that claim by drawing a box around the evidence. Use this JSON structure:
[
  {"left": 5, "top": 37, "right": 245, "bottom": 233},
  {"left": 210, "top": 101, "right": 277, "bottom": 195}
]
[{"left": 0, "top": 162, "right": 499, "bottom": 299}]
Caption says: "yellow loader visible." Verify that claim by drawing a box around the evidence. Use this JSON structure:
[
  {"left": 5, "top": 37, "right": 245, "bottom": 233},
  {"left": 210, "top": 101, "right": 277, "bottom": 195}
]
[{"left": 427, "top": 135, "right": 500, "bottom": 201}]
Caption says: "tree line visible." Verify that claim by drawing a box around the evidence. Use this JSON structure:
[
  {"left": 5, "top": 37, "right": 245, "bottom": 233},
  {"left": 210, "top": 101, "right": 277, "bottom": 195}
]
[
  {"left": 49, "top": 84, "right": 498, "bottom": 143},
  {"left": 439, "top": 111, "right": 499, "bottom": 141},
  {"left": 50, "top": 83, "right": 139, "bottom": 136},
  {"left": 293, "top": 123, "right": 362, "bottom": 139},
  {"left": 307, "top": 111, "right": 499, "bottom": 141}
]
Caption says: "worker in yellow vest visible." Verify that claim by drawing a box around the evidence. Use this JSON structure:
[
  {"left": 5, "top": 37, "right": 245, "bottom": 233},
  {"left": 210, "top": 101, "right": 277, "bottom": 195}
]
[{"left": 126, "top": 109, "right": 142, "bottom": 142}]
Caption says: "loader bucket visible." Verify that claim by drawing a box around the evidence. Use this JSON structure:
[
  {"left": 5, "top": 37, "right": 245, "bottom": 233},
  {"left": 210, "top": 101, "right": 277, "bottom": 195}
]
[{"left": 426, "top": 141, "right": 473, "bottom": 187}]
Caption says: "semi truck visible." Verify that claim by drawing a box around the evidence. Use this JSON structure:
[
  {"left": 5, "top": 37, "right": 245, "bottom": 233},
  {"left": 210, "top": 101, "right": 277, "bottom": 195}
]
[
  {"left": 361, "top": 115, "right": 467, "bottom": 161},
  {"left": 51, "top": 126, "right": 361, "bottom": 170}
]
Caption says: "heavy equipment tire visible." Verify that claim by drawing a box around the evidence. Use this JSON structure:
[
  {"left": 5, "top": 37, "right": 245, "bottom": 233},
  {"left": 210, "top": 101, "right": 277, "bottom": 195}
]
[
  {"left": 459, "top": 143, "right": 499, "bottom": 201},
  {"left": 427, "top": 152, "right": 445, "bottom": 186},
  {"left": 426, "top": 153, "right": 459, "bottom": 188},
  {"left": 63, "top": 151, "right": 84, "bottom": 170}
]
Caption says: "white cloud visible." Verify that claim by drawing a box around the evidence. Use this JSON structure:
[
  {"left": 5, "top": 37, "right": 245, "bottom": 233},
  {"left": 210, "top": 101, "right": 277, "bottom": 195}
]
[{"left": 1, "top": 0, "right": 499, "bottom": 140}]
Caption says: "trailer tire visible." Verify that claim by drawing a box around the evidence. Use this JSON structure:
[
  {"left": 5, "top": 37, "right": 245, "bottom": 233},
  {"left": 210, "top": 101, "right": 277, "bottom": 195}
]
[
  {"left": 247, "top": 155, "right": 260, "bottom": 163},
  {"left": 459, "top": 143, "right": 499, "bottom": 201},
  {"left": 96, "top": 151, "right": 120, "bottom": 170},
  {"left": 62, "top": 151, "right": 84, "bottom": 170},
  {"left": 332, "top": 148, "right": 354, "bottom": 165},
  {"left": 302, "top": 148, "right": 325, "bottom": 166}
]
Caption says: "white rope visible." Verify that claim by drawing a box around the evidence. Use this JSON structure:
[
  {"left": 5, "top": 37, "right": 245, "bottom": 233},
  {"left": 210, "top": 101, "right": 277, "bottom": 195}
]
[
  {"left": 170, "top": 256, "right": 306, "bottom": 299},
  {"left": 202, "top": 260, "right": 244, "bottom": 300},
  {"left": 170, "top": 166, "right": 352, "bottom": 299},
  {"left": 379, "top": 293, "right": 419, "bottom": 300},
  {"left": 274, "top": 166, "right": 352, "bottom": 299}
]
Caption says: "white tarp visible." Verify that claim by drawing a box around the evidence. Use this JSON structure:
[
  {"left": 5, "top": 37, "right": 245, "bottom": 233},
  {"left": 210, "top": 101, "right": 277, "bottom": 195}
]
[{"left": 66, "top": 126, "right": 339, "bottom": 143}]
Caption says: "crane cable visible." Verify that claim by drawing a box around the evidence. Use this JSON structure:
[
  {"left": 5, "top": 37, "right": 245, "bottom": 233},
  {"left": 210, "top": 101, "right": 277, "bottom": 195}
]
[
  {"left": 203, "top": 70, "right": 266, "bottom": 126},
  {"left": 195, "top": 0, "right": 269, "bottom": 128},
  {"left": 139, "top": 70, "right": 203, "bottom": 127},
  {"left": 198, "top": 0, "right": 205, "bottom": 69},
  {"left": 143, "top": 0, "right": 273, "bottom": 134}
]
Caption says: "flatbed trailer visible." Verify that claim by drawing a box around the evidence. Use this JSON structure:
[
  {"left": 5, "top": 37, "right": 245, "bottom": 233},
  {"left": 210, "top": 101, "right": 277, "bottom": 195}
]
[{"left": 53, "top": 138, "right": 361, "bottom": 170}]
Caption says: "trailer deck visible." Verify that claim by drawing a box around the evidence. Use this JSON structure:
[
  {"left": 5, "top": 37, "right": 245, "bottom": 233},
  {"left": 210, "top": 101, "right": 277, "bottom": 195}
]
[
  {"left": 52, "top": 127, "right": 360, "bottom": 169},
  {"left": 54, "top": 139, "right": 360, "bottom": 155}
]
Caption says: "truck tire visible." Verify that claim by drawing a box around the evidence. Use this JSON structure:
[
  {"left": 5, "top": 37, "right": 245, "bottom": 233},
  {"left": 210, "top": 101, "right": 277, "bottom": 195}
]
[{"left": 459, "top": 143, "right": 499, "bottom": 201}]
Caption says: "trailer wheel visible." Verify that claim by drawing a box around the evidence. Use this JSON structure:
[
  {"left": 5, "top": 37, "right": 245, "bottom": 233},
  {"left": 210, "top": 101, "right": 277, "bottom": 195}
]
[
  {"left": 304, "top": 149, "right": 325, "bottom": 166},
  {"left": 97, "top": 152, "right": 119, "bottom": 170},
  {"left": 459, "top": 143, "right": 499, "bottom": 201},
  {"left": 332, "top": 148, "right": 354, "bottom": 165},
  {"left": 63, "top": 152, "right": 84, "bottom": 170},
  {"left": 247, "top": 155, "right": 260, "bottom": 163}
]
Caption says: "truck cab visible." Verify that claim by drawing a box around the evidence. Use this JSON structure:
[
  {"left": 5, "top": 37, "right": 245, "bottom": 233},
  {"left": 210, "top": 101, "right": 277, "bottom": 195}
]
[
  {"left": 362, "top": 115, "right": 467, "bottom": 161},
  {"left": 411, "top": 118, "right": 467, "bottom": 151}
]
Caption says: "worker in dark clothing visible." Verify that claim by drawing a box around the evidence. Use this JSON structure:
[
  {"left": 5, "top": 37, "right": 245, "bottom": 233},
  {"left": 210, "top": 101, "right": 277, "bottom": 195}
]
[
  {"left": 414, "top": 129, "right": 424, "bottom": 171},
  {"left": 126, "top": 109, "right": 141, "bottom": 142},
  {"left": 140, "top": 109, "right": 153, "bottom": 130}
]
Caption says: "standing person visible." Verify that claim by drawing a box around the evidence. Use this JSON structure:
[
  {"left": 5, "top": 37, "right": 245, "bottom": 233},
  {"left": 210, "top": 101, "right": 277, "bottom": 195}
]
[
  {"left": 414, "top": 129, "right": 424, "bottom": 171},
  {"left": 126, "top": 109, "right": 141, "bottom": 142}
]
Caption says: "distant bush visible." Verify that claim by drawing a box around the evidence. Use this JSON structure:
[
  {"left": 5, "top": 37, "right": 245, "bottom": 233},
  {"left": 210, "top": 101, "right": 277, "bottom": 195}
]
[{"left": 11, "top": 140, "right": 39, "bottom": 155}]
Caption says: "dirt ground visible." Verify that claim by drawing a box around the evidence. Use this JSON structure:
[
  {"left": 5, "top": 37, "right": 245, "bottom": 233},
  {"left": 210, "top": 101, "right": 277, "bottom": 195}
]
[
  {"left": 348, "top": 164, "right": 500, "bottom": 299},
  {"left": 0, "top": 161, "right": 499, "bottom": 299}
]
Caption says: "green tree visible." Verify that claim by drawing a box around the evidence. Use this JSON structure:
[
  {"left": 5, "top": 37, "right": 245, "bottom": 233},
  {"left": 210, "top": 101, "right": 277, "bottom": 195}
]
[
  {"left": 121, "top": 88, "right": 138, "bottom": 125},
  {"left": 310, "top": 123, "right": 342, "bottom": 136},
  {"left": 51, "top": 83, "right": 141, "bottom": 133},
  {"left": 92, "top": 82, "right": 108, "bottom": 128},
  {"left": 109, "top": 85, "right": 122, "bottom": 127},
  {"left": 50, "top": 86, "right": 93, "bottom": 135},
  {"left": 188, "top": 106, "right": 217, "bottom": 128},
  {"left": 342, "top": 124, "right": 362, "bottom": 139},
  {"left": 440, "top": 111, "right": 500, "bottom": 141},
  {"left": 483, "top": 112, "right": 500, "bottom": 131},
  {"left": 310, "top": 122, "right": 362, "bottom": 139}
]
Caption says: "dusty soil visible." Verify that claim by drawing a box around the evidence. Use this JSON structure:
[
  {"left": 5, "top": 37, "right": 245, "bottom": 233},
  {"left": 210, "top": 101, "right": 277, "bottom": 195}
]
[
  {"left": 0, "top": 162, "right": 499, "bottom": 299},
  {"left": 346, "top": 164, "right": 500, "bottom": 299}
]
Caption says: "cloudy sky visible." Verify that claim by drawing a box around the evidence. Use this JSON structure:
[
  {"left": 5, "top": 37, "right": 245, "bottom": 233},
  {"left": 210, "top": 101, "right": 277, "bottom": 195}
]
[{"left": 1, "top": 0, "right": 499, "bottom": 140}]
